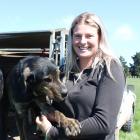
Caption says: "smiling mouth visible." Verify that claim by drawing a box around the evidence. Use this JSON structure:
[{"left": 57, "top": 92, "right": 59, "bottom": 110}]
[
  {"left": 79, "top": 47, "right": 88, "bottom": 50},
  {"left": 78, "top": 46, "right": 92, "bottom": 51}
]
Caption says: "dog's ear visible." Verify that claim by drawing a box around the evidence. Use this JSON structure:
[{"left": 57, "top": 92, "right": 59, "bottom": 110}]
[
  {"left": 23, "top": 67, "right": 32, "bottom": 81},
  {"left": 26, "top": 73, "right": 35, "bottom": 84},
  {"left": 19, "top": 67, "right": 32, "bottom": 88}
]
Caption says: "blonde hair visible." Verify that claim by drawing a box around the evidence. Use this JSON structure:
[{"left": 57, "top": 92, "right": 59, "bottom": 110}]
[{"left": 65, "top": 12, "right": 121, "bottom": 78}]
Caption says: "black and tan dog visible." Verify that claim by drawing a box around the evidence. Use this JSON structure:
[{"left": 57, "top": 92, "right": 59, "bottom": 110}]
[{"left": 7, "top": 56, "right": 80, "bottom": 140}]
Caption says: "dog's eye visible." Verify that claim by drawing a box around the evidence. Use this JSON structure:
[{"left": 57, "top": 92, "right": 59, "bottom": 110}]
[{"left": 44, "top": 77, "right": 52, "bottom": 82}]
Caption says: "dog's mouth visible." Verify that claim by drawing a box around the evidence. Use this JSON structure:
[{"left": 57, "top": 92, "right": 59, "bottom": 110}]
[
  {"left": 33, "top": 91, "right": 64, "bottom": 106},
  {"left": 45, "top": 95, "right": 53, "bottom": 105},
  {"left": 33, "top": 91, "right": 53, "bottom": 105},
  {"left": 33, "top": 82, "right": 65, "bottom": 105}
]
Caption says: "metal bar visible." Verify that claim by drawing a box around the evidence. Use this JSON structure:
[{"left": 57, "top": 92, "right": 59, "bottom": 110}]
[{"left": 0, "top": 48, "right": 49, "bottom": 52}]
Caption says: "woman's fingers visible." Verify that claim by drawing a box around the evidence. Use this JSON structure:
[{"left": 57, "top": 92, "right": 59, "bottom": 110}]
[
  {"left": 36, "top": 116, "right": 41, "bottom": 124},
  {"left": 36, "top": 115, "right": 52, "bottom": 134}
]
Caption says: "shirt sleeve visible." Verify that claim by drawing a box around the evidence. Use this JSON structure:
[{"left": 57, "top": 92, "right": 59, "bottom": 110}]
[{"left": 75, "top": 61, "right": 125, "bottom": 138}]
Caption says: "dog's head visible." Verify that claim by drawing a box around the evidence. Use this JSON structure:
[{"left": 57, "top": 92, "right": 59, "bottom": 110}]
[{"left": 18, "top": 56, "right": 67, "bottom": 105}]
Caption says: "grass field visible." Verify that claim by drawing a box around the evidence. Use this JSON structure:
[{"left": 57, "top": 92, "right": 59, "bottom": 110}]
[{"left": 119, "top": 78, "right": 140, "bottom": 140}]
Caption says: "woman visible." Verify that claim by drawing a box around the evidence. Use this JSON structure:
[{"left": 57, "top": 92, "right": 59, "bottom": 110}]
[{"left": 36, "top": 12, "right": 125, "bottom": 140}]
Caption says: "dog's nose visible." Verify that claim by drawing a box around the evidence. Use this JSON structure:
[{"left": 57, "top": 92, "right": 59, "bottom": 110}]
[{"left": 61, "top": 84, "right": 68, "bottom": 97}]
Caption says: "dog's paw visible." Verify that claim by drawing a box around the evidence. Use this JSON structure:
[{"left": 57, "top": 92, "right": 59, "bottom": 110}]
[{"left": 63, "top": 118, "right": 81, "bottom": 136}]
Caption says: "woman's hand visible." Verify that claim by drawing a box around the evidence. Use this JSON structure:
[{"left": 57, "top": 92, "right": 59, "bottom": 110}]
[{"left": 36, "top": 115, "right": 52, "bottom": 134}]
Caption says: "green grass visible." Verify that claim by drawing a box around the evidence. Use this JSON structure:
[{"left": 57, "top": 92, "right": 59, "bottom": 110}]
[{"left": 119, "top": 78, "right": 140, "bottom": 140}]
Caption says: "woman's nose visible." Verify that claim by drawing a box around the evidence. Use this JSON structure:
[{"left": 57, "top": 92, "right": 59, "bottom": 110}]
[{"left": 80, "top": 36, "right": 87, "bottom": 45}]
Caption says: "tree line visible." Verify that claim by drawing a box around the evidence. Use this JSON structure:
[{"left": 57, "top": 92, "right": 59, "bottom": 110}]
[{"left": 119, "top": 52, "right": 140, "bottom": 78}]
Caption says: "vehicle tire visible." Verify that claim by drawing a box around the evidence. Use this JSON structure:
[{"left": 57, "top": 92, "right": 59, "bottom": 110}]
[{"left": 121, "top": 107, "right": 134, "bottom": 132}]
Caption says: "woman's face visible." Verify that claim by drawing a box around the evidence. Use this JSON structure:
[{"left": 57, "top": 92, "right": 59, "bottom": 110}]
[{"left": 72, "top": 24, "right": 99, "bottom": 59}]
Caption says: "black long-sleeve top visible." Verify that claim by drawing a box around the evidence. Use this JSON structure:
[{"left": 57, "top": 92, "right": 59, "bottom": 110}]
[{"left": 48, "top": 60, "right": 125, "bottom": 140}]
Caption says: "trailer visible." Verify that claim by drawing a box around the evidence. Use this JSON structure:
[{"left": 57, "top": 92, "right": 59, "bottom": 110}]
[
  {"left": 0, "top": 28, "right": 68, "bottom": 140},
  {"left": 0, "top": 28, "right": 68, "bottom": 77}
]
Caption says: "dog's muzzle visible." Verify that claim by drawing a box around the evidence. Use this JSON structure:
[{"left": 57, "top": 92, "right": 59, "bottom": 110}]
[{"left": 60, "top": 83, "right": 68, "bottom": 98}]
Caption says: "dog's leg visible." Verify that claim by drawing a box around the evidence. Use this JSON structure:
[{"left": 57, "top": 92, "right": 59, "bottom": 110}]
[
  {"left": 15, "top": 109, "right": 36, "bottom": 140},
  {"left": 23, "top": 112, "right": 33, "bottom": 140},
  {"left": 47, "top": 110, "right": 81, "bottom": 136},
  {"left": 17, "top": 112, "right": 35, "bottom": 140},
  {"left": 15, "top": 111, "right": 26, "bottom": 140}
]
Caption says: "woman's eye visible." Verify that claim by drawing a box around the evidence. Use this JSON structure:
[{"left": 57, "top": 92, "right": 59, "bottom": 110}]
[
  {"left": 73, "top": 34, "right": 81, "bottom": 39},
  {"left": 86, "top": 34, "right": 94, "bottom": 38},
  {"left": 44, "top": 78, "right": 52, "bottom": 82}
]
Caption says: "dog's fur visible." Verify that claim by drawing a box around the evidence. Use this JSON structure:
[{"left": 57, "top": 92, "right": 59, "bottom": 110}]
[
  {"left": 0, "top": 69, "right": 7, "bottom": 140},
  {"left": 0, "top": 69, "right": 3, "bottom": 100},
  {"left": 7, "top": 56, "right": 80, "bottom": 140}
]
